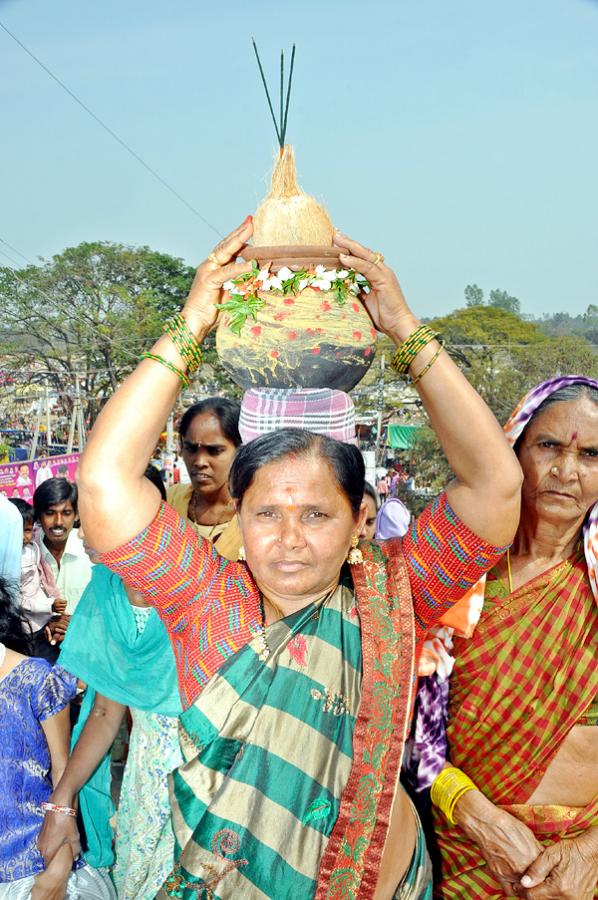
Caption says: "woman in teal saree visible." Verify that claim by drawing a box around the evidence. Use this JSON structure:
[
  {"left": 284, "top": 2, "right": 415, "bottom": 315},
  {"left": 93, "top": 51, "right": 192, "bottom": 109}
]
[{"left": 71, "top": 221, "right": 522, "bottom": 898}]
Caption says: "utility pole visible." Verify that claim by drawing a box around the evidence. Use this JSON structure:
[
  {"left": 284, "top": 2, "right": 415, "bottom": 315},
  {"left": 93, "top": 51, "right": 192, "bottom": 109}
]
[
  {"left": 44, "top": 379, "right": 52, "bottom": 449},
  {"left": 67, "top": 372, "right": 86, "bottom": 453},
  {"left": 376, "top": 353, "right": 386, "bottom": 466},
  {"left": 29, "top": 395, "right": 42, "bottom": 460},
  {"left": 166, "top": 413, "right": 174, "bottom": 453}
]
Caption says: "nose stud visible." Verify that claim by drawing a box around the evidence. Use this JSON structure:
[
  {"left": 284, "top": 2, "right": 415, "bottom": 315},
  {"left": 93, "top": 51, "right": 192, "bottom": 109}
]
[{"left": 551, "top": 466, "right": 559, "bottom": 476}]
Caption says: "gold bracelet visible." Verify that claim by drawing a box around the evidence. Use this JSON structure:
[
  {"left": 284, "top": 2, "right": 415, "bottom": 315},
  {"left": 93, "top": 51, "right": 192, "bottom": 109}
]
[
  {"left": 410, "top": 343, "right": 444, "bottom": 385},
  {"left": 431, "top": 766, "right": 478, "bottom": 825}
]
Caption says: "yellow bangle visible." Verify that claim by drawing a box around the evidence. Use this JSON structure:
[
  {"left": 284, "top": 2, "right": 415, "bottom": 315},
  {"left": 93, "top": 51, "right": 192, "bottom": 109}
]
[{"left": 431, "top": 766, "right": 478, "bottom": 825}]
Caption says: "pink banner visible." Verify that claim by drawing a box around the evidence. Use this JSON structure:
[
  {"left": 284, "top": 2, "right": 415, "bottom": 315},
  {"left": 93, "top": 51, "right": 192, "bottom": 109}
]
[{"left": 0, "top": 453, "right": 80, "bottom": 501}]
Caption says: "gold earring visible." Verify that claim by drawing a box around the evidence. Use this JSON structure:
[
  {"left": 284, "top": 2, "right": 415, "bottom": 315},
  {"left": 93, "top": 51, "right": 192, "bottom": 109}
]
[
  {"left": 238, "top": 545, "right": 246, "bottom": 561},
  {"left": 347, "top": 533, "right": 364, "bottom": 565}
]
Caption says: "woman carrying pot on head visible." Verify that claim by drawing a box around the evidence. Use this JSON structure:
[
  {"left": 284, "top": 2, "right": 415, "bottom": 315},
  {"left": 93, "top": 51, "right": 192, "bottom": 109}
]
[
  {"left": 431, "top": 376, "right": 598, "bottom": 900},
  {"left": 167, "top": 397, "right": 243, "bottom": 560},
  {"left": 69, "top": 218, "right": 521, "bottom": 899}
]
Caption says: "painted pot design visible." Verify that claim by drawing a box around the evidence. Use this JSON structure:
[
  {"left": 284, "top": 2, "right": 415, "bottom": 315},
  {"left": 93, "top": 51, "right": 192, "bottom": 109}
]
[{"left": 216, "top": 287, "right": 377, "bottom": 391}]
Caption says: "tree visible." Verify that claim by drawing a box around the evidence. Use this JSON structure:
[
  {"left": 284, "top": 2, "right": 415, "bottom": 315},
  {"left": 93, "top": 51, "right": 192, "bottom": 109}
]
[
  {"left": 464, "top": 284, "right": 484, "bottom": 307},
  {"left": 0, "top": 241, "right": 235, "bottom": 426},
  {"left": 488, "top": 289, "right": 521, "bottom": 316}
]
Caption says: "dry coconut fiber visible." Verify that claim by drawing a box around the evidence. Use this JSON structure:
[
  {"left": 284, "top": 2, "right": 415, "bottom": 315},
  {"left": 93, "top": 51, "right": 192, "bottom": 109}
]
[{"left": 253, "top": 145, "right": 334, "bottom": 246}]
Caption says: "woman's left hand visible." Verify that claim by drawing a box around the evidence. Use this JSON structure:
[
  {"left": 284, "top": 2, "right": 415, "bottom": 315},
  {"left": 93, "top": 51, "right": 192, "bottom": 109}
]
[
  {"left": 520, "top": 831, "right": 598, "bottom": 899},
  {"left": 333, "top": 231, "right": 415, "bottom": 339}
]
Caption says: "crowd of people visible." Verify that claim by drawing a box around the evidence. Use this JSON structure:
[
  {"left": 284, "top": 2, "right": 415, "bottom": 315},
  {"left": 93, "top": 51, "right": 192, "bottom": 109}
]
[{"left": 0, "top": 219, "right": 596, "bottom": 899}]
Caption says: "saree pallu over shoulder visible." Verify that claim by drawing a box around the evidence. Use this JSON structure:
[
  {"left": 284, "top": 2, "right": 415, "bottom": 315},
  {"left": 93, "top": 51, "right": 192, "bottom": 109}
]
[
  {"left": 317, "top": 538, "right": 416, "bottom": 900},
  {"left": 160, "top": 539, "right": 415, "bottom": 900}
]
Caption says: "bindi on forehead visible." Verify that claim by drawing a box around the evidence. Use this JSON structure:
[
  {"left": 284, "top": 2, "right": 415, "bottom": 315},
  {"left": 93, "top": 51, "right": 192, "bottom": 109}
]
[{"left": 571, "top": 431, "right": 578, "bottom": 441}]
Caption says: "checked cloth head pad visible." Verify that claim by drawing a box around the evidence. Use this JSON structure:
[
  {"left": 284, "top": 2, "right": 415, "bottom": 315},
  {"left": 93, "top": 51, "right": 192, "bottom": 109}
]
[{"left": 239, "top": 388, "right": 357, "bottom": 446}]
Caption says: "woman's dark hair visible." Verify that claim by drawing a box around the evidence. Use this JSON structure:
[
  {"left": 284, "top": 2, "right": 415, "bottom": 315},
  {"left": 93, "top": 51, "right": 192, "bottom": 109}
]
[
  {"left": 144, "top": 464, "right": 167, "bottom": 501},
  {"left": 9, "top": 497, "right": 36, "bottom": 526},
  {"left": 515, "top": 383, "right": 598, "bottom": 453},
  {"left": 0, "top": 577, "right": 31, "bottom": 654},
  {"left": 363, "top": 481, "right": 379, "bottom": 509},
  {"left": 178, "top": 398, "right": 241, "bottom": 446},
  {"left": 230, "top": 428, "right": 365, "bottom": 514},
  {"left": 33, "top": 477, "right": 78, "bottom": 516}
]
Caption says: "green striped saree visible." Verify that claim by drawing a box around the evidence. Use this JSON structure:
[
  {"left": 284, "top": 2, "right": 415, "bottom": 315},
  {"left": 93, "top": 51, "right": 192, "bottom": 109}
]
[{"left": 159, "top": 542, "right": 419, "bottom": 899}]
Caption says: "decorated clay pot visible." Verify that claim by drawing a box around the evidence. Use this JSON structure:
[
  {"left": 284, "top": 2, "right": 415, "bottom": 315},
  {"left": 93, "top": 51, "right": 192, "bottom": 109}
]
[{"left": 216, "top": 259, "right": 377, "bottom": 391}]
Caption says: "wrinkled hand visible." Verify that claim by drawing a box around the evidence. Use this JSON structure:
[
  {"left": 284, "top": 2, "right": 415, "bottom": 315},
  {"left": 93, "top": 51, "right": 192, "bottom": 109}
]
[
  {"left": 520, "top": 833, "right": 598, "bottom": 899},
  {"left": 38, "top": 805, "right": 81, "bottom": 867},
  {"left": 31, "top": 842, "right": 73, "bottom": 900},
  {"left": 45, "top": 615, "right": 70, "bottom": 645},
  {"left": 332, "top": 232, "right": 413, "bottom": 337},
  {"left": 454, "top": 790, "right": 543, "bottom": 896},
  {"left": 183, "top": 217, "right": 255, "bottom": 332},
  {"left": 51, "top": 598, "right": 67, "bottom": 615}
]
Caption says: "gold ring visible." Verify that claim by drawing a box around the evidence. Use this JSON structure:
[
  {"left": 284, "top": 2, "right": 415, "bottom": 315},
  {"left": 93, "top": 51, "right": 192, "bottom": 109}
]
[
  {"left": 372, "top": 252, "right": 384, "bottom": 266},
  {"left": 208, "top": 252, "right": 220, "bottom": 265}
]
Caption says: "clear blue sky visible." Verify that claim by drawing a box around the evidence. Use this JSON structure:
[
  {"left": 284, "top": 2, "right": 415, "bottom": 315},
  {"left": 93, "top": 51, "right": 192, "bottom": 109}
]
[{"left": 1, "top": 0, "right": 597, "bottom": 317}]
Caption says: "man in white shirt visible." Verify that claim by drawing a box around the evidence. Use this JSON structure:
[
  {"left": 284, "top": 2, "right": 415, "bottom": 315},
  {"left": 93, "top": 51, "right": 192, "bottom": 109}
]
[
  {"left": 34, "top": 458, "right": 54, "bottom": 487},
  {"left": 9, "top": 497, "right": 67, "bottom": 662},
  {"left": 33, "top": 477, "right": 92, "bottom": 628}
]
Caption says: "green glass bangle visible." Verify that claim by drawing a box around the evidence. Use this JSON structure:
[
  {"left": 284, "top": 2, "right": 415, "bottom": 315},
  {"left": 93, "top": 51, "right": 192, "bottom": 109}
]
[
  {"left": 410, "top": 344, "right": 444, "bottom": 385},
  {"left": 391, "top": 325, "right": 439, "bottom": 374},
  {"left": 165, "top": 314, "right": 203, "bottom": 374},
  {"left": 140, "top": 352, "right": 190, "bottom": 390}
]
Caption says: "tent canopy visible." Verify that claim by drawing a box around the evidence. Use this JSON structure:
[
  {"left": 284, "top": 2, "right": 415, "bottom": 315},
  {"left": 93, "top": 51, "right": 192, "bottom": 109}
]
[{"left": 386, "top": 424, "right": 421, "bottom": 450}]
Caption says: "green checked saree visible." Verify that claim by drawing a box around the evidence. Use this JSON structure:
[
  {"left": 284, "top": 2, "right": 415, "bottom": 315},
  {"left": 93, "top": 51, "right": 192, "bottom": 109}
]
[{"left": 159, "top": 545, "right": 417, "bottom": 900}]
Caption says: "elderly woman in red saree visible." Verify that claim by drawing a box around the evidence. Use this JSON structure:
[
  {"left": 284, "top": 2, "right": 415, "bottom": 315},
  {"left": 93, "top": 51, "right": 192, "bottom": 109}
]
[
  {"left": 432, "top": 376, "right": 598, "bottom": 899},
  {"left": 68, "top": 219, "right": 523, "bottom": 899}
]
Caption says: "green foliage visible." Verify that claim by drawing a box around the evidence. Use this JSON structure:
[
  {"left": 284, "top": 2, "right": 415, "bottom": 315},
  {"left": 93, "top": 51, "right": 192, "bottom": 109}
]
[
  {"left": 0, "top": 241, "right": 235, "bottom": 424},
  {"left": 407, "top": 426, "right": 451, "bottom": 492},
  {"left": 539, "top": 304, "right": 598, "bottom": 345},
  {"left": 488, "top": 288, "right": 520, "bottom": 315},
  {"left": 431, "top": 305, "right": 545, "bottom": 347},
  {"left": 464, "top": 283, "right": 484, "bottom": 307}
]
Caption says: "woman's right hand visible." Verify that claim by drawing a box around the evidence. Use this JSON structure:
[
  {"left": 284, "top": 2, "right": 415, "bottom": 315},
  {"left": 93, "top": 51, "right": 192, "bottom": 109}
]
[
  {"left": 182, "top": 216, "right": 255, "bottom": 333},
  {"left": 454, "top": 789, "right": 543, "bottom": 895},
  {"left": 38, "top": 805, "right": 81, "bottom": 867}
]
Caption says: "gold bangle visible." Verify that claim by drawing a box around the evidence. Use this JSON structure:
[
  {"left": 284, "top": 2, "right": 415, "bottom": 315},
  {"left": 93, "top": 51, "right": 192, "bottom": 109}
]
[{"left": 410, "top": 344, "right": 444, "bottom": 385}]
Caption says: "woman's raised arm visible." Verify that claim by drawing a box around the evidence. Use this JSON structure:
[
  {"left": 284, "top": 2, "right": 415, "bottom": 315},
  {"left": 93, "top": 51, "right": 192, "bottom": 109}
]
[
  {"left": 334, "top": 232, "right": 522, "bottom": 547},
  {"left": 77, "top": 218, "right": 253, "bottom": 553}
]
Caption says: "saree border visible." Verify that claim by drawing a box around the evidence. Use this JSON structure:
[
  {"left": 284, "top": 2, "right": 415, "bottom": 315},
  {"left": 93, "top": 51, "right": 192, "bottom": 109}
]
[{"left": 316, "top": 538, "right": 416, "bottom": 900}]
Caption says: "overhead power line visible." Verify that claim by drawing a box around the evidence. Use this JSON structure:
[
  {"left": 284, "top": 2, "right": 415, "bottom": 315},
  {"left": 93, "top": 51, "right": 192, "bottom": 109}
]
[{"left": 0, "top": 20, "right": 223, "bottom": 238}]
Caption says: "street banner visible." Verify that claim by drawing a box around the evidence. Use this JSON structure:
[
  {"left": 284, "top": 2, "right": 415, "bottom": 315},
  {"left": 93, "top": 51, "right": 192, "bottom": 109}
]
[{"left": 0, "top": 453, "right": 80, "bottom": 501}]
